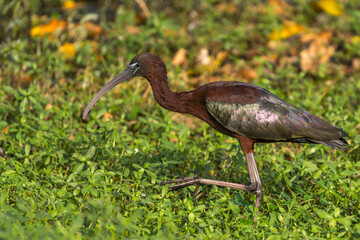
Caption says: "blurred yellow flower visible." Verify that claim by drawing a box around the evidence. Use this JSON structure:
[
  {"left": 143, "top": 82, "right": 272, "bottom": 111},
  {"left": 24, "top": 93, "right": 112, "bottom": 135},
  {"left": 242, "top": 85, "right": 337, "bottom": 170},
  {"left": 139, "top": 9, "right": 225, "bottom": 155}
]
[
  {"left": 59, "top": 43, "right": 76, "bottom": 59},
  {"left": 62, "top": 1, "right": 86, "bottom": 10},
  {"left": 351, "top": 36, "right": 360, "bottom": 44},
  {"left": 312, "top": 0, "right": 343, "bottom": 16},
  {"left": 269, "top": 21, "right": 307, "bottom": 41},
  {"left": 30, "top": 19, "right": 66, "bottom": 37}
]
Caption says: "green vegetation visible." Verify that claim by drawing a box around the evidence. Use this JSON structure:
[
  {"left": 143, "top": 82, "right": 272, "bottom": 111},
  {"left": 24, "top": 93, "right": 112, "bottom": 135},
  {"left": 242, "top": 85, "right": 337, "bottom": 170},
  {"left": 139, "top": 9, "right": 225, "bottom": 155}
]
[{"left": 1, "top": 0, "right": 359, "bottom": 239}]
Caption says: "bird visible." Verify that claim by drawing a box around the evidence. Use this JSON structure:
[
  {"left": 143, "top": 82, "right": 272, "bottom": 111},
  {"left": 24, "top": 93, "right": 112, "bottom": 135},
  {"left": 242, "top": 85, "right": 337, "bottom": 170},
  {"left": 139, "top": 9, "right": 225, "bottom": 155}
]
[{"left": 83, "top": 52, "right": 348, "bottom": 208}]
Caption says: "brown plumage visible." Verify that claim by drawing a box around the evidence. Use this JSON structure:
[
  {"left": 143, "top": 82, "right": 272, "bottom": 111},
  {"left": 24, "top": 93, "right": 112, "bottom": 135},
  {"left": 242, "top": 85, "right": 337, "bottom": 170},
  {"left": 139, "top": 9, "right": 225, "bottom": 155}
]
[{"left": 83, "top": 53, "right": 348, "bottom": 208}]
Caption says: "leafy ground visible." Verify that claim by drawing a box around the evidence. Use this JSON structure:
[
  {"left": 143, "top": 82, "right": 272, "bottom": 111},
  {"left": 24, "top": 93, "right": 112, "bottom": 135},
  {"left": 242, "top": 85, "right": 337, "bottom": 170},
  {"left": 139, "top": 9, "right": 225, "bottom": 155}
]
[{"left": 1, "top": 0, "right": 360, "bottom": 239}]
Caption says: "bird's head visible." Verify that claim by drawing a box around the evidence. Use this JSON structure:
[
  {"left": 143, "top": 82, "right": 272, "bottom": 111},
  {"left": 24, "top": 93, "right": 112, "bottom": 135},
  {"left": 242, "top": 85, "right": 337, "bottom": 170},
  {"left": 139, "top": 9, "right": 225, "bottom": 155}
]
[{"left": 82, "top": 53, "right": 166, "bottom": 119}]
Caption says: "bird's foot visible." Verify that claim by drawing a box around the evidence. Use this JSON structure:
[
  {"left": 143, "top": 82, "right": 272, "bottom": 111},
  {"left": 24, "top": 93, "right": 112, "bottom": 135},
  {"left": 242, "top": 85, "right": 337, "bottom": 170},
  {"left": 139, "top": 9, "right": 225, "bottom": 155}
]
[
  {"left": 158, "top": 177, "right": 202, "bottom": 198},
  {"left": 158, "top": 177, "right": 201, "bottom": 190},
  {"left": 158, "top": 176, "right": 262, "bottom": 209}
]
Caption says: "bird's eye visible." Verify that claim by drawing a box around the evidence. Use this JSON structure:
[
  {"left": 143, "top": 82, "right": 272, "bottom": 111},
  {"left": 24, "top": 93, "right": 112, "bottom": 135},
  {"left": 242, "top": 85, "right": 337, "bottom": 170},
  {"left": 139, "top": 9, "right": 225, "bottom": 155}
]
[
  {"left": 130, "top": 62, "right": 140, "bottom": 69},
  {"left": 130, "top": 62, "right": 141, "bottom": 76}
]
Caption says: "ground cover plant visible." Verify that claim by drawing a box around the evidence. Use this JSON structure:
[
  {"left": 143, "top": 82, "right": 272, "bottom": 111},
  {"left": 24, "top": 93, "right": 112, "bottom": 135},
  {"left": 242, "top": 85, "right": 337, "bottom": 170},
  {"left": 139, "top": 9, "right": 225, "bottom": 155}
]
[{"left": 0, "top": 0, "right": 359, "bottom": 239}]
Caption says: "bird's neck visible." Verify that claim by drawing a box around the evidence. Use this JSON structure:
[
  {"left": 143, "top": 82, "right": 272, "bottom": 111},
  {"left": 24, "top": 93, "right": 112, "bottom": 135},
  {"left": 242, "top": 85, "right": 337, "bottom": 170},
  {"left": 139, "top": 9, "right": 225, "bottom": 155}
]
[{"left": 146, "top": 73, "right": 189, "bottom": 113}]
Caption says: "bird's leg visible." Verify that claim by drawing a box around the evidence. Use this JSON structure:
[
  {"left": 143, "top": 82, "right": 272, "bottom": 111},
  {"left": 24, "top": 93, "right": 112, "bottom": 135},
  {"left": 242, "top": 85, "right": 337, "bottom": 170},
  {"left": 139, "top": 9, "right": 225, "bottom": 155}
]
[
  {"left": 158, "top": 177, "right": 257, "bottom": 191},
  {"left": 245, "top": 152, "right": 262, "bottom": 208},
  {"left": 158, "top": 153, "right": 263, "bottom": 208}
]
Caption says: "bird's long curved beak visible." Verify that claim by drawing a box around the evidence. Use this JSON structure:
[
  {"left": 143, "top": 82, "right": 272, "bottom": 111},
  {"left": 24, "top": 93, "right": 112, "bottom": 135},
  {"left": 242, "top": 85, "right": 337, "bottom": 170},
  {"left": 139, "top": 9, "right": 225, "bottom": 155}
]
[{"left": 83, "top": 66, "right": 133, "bottom": 119}]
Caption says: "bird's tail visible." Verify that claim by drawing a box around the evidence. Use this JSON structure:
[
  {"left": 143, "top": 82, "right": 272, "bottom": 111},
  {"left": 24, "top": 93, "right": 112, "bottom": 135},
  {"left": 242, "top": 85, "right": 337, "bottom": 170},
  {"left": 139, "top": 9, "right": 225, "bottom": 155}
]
[{"left": 311, "top": 137, "right": 348, "bottom": 151}]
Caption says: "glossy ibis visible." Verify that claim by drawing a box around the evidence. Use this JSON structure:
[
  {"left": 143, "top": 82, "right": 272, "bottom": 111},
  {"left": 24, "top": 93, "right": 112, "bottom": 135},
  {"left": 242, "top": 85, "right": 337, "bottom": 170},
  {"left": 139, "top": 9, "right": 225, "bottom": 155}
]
[{"left": 83, "top": 53, "right": 348, "bottom": 208}]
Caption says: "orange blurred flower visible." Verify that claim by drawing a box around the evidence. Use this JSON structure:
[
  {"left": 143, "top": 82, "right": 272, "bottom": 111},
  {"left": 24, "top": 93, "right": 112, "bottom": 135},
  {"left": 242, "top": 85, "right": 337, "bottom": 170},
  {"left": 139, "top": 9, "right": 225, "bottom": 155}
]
[
  {"left": 103, "top": 113, "right": 113, "bottom": 122},
  {"left": 62, "top": 1, "right": 76, "bottom": 10},
  {"left": 84, "top": 22, "right": 102, "bottom": 36},
  {"left": 30, "top": 19, "right": 66, "bottom": 37}
]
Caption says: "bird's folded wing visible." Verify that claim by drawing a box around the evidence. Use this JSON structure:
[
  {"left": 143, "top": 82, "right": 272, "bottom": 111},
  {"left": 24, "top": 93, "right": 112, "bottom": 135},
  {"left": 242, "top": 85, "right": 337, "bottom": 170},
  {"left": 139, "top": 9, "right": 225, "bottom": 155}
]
[{"left": 205, "top": 88, "right": 344, "bottom": 141}]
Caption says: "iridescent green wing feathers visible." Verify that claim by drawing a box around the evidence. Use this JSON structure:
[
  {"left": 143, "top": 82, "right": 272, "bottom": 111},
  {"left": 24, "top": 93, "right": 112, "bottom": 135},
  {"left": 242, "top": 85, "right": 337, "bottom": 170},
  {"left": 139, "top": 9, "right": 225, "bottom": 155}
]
[
  {"left": 206, "top": 98, "right": 294, "bottom": 140},
  {"left": 205, "top": 84, "right": 347, "bottom": 147}
]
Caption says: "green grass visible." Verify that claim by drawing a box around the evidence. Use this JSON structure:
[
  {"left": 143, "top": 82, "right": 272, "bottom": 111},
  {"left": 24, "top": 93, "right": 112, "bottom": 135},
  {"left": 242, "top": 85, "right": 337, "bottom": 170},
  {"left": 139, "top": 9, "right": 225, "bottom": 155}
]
[{"left": 1, "top": 0, "right": 360, "bottom": 239}]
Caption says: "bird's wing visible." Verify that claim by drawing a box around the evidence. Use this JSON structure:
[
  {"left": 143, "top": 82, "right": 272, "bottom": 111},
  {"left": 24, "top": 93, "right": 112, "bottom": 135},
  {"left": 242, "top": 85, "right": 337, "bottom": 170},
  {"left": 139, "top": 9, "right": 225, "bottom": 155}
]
[{"left": 205, "top": 84, "right": 343, "bottom": 141}]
